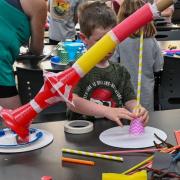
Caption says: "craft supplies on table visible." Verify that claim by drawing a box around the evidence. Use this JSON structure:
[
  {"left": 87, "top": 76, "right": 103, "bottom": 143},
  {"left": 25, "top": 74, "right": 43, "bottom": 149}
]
[{"left": 62, "top": 148, "right": 123, "bottom": 162}]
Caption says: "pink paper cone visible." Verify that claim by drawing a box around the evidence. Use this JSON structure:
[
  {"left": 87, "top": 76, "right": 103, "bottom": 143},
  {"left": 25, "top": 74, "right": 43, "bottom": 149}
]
[{"left": 129, "top": 118, "right": 144, "bottom": 135}]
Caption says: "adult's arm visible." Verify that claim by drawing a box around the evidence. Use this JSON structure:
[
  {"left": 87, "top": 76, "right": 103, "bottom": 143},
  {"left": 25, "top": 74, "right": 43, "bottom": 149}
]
[{"left": 21, "top": 0, "right": 47, "bottom": 55}]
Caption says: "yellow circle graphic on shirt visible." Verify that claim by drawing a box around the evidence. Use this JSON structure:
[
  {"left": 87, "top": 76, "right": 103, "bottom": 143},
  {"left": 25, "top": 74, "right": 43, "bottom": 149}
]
[{"left": 52, "top": 0, "right": 70, "bottom": 17}]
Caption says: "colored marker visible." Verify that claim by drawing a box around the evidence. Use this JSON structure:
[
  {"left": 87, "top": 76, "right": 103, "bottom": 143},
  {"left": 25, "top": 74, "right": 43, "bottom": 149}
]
[
  {"left": 174, "top": 130, "right": 180, "bottom": 145},
  {"left": 62, "top": 157, "right": 95, "bottom": 166}
]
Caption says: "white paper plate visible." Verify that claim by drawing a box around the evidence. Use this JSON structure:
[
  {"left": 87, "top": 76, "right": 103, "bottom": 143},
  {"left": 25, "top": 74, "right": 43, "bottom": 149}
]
[
  {"left": 99, "top": 126, "right": 167, "bottom": 149},
  {"left": 0, "top": 128, "right": 42, "bottom": 148},
  {"left": 0, "top": 128, "right": 53, "bottom": 153}
]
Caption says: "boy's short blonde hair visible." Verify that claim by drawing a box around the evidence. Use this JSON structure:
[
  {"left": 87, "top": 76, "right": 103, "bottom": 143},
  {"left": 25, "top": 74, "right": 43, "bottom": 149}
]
[{"left": 78, "top": 1, "right": 117, "bottom": 38}]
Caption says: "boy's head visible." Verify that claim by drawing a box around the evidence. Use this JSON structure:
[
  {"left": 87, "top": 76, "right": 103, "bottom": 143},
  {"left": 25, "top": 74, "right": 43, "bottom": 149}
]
[{"left": 78, "top": 1, "right": 117, "bottom": 48}]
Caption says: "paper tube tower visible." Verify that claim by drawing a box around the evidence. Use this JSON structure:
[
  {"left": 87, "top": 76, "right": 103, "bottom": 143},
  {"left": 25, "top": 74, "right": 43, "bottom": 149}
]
[{"left": 0, "top": 0, "right": 176, "bottom": 141}]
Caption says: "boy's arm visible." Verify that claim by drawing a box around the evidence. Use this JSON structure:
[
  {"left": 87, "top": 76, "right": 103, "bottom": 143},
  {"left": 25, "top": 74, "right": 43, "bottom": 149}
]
[
  {"left": 67, "top": 94, "right": 136, "bottom": 126},
  {"left": 125, "top": 100, "right": 149, "bottom": 125},
  {"left": 119, "top": 66, "right": 149, "bottom": 125},
  {"left": 124, "top": 99, "right": 137, "bottom": 112}
]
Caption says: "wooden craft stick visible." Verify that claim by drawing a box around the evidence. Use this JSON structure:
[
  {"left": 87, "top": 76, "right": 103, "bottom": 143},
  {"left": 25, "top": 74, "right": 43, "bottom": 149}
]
[
  {"left": 95, "top": 148, "right": 162, "bottom": 155},
  {"left": 122, "top": 155, "right": 154, "bottom": 175}
]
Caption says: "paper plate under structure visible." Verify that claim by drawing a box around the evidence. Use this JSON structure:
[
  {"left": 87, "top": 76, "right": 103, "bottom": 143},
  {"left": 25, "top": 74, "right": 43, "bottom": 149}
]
[
  {"left": 0, "top": 128, "right": 53, "bottom": 153},
  {"left": 99, "top": 126, "right": 167, "bottom": 149}
]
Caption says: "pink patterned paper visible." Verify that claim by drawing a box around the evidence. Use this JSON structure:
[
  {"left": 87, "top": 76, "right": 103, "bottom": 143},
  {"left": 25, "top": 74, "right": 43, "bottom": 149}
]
[{"left": 129, "top": 118, "right": 144, "bottom": 135}]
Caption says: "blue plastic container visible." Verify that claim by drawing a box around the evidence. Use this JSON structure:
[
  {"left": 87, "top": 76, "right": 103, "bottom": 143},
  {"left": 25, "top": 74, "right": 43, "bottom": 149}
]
[{"left": 64, "top": 41, "right": 85, "bottom": 61}]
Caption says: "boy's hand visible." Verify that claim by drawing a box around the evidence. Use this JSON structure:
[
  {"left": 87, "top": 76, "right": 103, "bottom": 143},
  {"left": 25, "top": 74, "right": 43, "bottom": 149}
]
[
  {"left": 133, "top": 105, "right": 149, "bottom": 126},
  {"left": 104, "top": 107, "right": 136, "bottom": 127}
]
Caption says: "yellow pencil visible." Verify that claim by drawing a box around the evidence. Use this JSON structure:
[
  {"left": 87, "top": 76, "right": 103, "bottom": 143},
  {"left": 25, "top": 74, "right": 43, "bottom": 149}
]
[{"left": 122, "top": 155, "right": 153, "bottom": 175}]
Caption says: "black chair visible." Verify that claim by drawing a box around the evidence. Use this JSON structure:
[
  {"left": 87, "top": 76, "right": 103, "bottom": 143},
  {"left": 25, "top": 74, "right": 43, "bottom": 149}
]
[
  {"left": 16, "top": 67, "right": 67, "bottom": 122},
  {"left": 154, "top": 71, "right": 162, "bottom": 111},
  {"left": 158, "top": 56, "right": 180, "bottom": 110},
  {"left": 172, "top": 2, "right": 180, "bottom": 24},
  {"left": 172, "top": 9, "right": 180, "bottom": 24},
  {"left": 155, "top": 30, "right": 180, "bottom": 41}
]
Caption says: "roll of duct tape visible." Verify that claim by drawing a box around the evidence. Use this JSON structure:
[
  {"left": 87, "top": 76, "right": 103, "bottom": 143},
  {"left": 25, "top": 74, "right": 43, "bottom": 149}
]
[{"left": 64, "top": 120, "right": 94, "bottom": 134}]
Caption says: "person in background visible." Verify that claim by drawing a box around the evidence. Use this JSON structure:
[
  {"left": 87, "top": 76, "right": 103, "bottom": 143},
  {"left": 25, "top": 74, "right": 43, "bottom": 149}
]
[
  {"left": 67, "top": 1, "right": 149, "bottom": 126},
  {"left": 0, "top": 0, "right": 47, "bottom": 109},
  {"left": 48, "top": 0, "right": 86, "bottom": 45},
  {"left": 154, "top": 0, "right": 174, "bottom": 23},
  {"left": 105, "top": 0, "right": 122, "bottom": 14},
  {"left": 143, "top": 0, "right": 154, "bottom": 3},
  {"left": 144, "top": 0, "right": 174, "bottom": 23},
  {"left": 112, "top": 0, "right": 164, "bottom": 111}
]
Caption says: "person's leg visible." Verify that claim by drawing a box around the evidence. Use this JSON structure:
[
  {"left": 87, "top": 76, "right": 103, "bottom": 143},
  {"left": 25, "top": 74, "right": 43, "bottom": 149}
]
[{"left": 0, "top": 85, "right": 21, "bottom": 109}]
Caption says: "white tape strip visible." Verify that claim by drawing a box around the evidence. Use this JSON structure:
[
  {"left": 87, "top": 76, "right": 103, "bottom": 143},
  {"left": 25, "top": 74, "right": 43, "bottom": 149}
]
[
  {"left": 72, "top": 63, "right": 85, "bottom": 78},
  {"left": 30, "top": 100, "right": 42, "bottom": 113},
  {"left": 108, "top": 30, "right": 119, "bottom": 44},
  {"left": 64, "top": 120, "right": 94, "bottom": 134}
]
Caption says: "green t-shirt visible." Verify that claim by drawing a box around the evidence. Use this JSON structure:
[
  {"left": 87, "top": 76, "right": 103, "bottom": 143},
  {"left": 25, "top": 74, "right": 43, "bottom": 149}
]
[
  {"left": 0, "top": 0, "right": 30, "bottom": 86},
  {"left": 68, "top": 62, "right": 136, "bottom": 120}
]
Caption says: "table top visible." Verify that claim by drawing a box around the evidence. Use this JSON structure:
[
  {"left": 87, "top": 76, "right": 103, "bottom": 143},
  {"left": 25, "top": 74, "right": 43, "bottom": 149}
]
[
  {"left": 158, "top": 40, "right": 180, "bottom": 50},
  {"left": 158, "top": 40, "right": 180, "bottom": 58},
  {"left": 15, "top": 40, "right": 180, "bottom": 71},
  {"left": 156, "top": 24, "right": 180, "bottom": 31},
  {"left": 0, "top": 109, "right": 180, "bottom": 180},
  {"left": 14, "top": 45, "right": 67, "bottom": 71}
]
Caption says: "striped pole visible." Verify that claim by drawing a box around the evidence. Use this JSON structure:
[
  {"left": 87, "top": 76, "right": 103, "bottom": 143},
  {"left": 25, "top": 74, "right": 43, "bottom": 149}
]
[
  {"left": 62, "top": 148, "right": 123, "bottom": 162},
  {"left": 135, "top": 29, "right": 144, "bottom": 111}
]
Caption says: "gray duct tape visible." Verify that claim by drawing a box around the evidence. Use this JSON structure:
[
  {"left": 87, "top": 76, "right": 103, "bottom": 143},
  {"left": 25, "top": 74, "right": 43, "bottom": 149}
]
[{"left": 64, "top": 120, "right": 94, "bottom": 134}]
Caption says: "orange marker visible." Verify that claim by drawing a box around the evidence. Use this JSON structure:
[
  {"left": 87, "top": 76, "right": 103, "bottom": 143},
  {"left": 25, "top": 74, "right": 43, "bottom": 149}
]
[
  {"left": 62, "top": 157, "right": 95, "bottom": 166},
  {"left": 174, "top": 130, "right": 180, "bottom": 145}
]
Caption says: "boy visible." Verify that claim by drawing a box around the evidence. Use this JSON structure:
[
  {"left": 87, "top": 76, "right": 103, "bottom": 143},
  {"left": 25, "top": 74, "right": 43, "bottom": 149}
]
[{"left": 67, "top": 1, "right": 149, "bottom": 126}]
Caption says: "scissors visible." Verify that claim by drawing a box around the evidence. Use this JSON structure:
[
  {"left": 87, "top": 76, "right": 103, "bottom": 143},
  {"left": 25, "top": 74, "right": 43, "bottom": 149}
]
[{"left": 153, "top": 133, "right": 174, "bottom": 149}]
